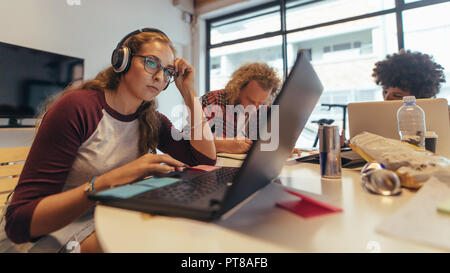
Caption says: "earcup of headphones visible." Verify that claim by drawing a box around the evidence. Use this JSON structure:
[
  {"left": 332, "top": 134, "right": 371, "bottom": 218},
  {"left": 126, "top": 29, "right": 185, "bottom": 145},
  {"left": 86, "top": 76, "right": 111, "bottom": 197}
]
[
  {"left": 111, "top": 28, "right": 169, "bottom": 74},
  {"left": 111, "top": 47, "right": 131, "bottom": 73}
]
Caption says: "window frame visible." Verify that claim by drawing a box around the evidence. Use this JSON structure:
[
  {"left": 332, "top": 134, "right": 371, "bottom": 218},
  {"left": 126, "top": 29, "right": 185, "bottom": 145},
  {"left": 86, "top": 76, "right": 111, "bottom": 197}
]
[{"left": 205, "top": 0, "right": 450, "bottom": 92}]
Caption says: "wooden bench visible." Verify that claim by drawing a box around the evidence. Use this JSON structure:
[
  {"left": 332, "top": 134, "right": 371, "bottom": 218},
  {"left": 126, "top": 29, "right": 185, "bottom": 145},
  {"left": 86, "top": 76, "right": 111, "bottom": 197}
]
[{"left": 0, "top": 147, "right": 30, "bottom": 211}]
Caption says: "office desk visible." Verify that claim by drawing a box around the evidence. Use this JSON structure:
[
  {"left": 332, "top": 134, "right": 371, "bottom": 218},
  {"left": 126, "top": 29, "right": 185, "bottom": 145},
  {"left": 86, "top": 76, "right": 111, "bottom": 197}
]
[{"left": 94, "top": 158, "right": 444, "bottom": 252}]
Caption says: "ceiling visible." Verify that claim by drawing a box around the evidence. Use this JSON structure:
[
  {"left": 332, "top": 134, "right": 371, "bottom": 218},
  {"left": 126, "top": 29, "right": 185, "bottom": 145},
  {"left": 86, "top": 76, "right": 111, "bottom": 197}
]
[{"left": 194, "top": 0, "right": 272, "bottom": 19}]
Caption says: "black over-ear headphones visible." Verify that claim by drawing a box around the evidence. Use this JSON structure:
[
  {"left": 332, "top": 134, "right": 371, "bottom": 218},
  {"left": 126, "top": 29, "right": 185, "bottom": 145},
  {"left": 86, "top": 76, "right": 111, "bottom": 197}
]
[{"left": 111, "top": 28, "right": 169, "bottom": 74}]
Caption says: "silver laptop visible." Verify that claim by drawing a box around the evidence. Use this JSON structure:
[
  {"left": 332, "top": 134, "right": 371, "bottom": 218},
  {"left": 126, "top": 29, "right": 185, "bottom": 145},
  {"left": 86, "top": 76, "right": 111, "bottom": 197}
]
[
  {"left": 88, "top": 50, "right": 323, "bottom": 220},
  {"left": 348, "top": 98, "right": 450, "bottom": 157}
]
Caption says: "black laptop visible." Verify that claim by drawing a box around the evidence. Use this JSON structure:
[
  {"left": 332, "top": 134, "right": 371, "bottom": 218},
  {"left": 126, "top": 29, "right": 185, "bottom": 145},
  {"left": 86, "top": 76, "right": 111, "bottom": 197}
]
[{"left": 88, "top": 50, "right": 323, "bottom": 221}]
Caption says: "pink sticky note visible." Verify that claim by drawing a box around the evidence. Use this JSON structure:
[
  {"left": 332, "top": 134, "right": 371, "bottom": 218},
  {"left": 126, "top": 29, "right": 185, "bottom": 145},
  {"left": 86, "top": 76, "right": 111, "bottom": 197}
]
[
  {"left": 276, "top": 189, "right": 342, "bottom": 218},
  {"left": 186, "top": 165, "right": 221, "bottom": 172}
]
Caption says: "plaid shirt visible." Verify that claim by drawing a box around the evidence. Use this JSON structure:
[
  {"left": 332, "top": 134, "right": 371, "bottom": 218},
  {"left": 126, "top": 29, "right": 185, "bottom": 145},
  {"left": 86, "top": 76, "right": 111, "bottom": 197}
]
[{"left": 200, "top": 89, "right": 265, "bottom": 139}]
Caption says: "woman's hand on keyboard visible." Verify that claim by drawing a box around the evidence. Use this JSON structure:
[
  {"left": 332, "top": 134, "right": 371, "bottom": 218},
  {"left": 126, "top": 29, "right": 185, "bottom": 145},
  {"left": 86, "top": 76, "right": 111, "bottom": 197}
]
[{"left": 95, "top": 154, "right": 186, "bottom": 189}]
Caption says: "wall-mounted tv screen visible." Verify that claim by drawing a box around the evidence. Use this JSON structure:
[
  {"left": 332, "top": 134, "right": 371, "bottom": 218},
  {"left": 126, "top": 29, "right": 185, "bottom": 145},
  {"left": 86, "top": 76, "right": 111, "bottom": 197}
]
[{"left": 0, "top": 41, "right": 84, "bottom": 125}]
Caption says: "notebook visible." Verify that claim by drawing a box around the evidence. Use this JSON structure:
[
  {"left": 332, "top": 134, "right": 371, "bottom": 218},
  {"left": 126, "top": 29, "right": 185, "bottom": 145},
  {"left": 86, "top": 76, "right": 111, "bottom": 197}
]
[
  {"left": 88, "top": 50, "right": 324, "bottom": 221},
  {"left": 348, "top": 98, "right": 450, "bottom": 158},
  {"left": 217, "top": 153, "right": 247, "bottom": 160}
]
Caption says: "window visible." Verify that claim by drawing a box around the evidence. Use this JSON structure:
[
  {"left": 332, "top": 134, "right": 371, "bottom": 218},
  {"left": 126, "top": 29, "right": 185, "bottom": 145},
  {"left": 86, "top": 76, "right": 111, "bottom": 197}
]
[
  {"left": 206, "top": 0, "right": 450, "bottom": 148},
  {"left": 403, "top": 1, "right": 450, "bottom": 101},
  {"left": 210, "top": 5, "right": 280, "bottom": 45},
  {"left": 209, "top": 36, "right": 284, "bottom": 91},
  {"left": 286, "top": 0, "right": 395, "bottom": 30},
  {"left": 287, "top": 14, "right": 398, "bottom": 146}
]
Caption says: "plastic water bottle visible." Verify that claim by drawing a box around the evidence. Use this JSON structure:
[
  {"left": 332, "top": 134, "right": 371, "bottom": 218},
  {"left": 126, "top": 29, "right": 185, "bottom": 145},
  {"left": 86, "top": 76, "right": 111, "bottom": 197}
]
[{"left": 397, "top": 96, "right": 426, "bottom": 148}]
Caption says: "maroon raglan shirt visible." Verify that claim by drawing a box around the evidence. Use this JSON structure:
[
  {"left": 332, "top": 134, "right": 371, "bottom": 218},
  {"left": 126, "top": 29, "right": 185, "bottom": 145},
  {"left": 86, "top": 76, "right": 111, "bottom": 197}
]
[{"left": 5, "top": 89, "right": 215, "bottom": 244}]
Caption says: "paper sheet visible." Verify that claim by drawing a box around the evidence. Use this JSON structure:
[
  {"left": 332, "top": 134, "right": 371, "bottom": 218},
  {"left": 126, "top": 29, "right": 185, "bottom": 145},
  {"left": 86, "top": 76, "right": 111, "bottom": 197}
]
[
  {"left": 276, "top": 189, "right": 342, "bottom": 218},
  {"left": 186, "top": 165, "right": 221, "bottom": 172},
  {"left": 96, "top": 177, "right": 181, "bottom": 199},
  {"left": 376, "top": 177, "right": 450, "bottom": 251},
  {"left": 217, "top": 153, "right": 247, "bottom": 160}
]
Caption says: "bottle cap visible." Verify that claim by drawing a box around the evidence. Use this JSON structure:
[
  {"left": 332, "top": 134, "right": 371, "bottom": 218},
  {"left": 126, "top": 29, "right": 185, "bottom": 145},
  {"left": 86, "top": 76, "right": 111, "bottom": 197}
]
[
  {"left": 425, "top": 131, "right": 438, "bottom": 138},
  {"left": 402, "top": 96, "right": 416, "bottom": 104}
]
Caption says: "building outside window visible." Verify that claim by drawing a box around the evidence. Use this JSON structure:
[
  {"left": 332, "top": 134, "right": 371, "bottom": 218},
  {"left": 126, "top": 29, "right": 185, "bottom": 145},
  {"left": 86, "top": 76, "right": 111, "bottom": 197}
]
[{"left": 206, "top": 0, "right": 450, "bottom": 148}]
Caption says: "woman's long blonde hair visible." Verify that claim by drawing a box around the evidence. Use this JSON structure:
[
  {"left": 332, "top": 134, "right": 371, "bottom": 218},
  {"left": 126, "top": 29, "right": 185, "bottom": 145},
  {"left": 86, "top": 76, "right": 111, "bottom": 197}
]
[{"left": 39, "top": 31, "right": 177, "bottom": 156}]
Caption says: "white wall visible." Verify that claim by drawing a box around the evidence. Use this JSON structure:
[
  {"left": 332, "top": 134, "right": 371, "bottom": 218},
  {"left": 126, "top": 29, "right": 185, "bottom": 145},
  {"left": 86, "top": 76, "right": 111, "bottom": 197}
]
[
  {"left": 192, "top": 18, "right": 207, "bottom": 96},
  {"left": 0, "top": 0, "right": 195, "bottom": 146}
]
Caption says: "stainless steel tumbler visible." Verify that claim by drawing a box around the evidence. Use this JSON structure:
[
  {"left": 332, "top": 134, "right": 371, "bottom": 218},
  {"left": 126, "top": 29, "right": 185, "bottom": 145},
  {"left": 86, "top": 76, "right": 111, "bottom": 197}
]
[{"left": 319, "top": 125, "right": 342, "bottom": 179}]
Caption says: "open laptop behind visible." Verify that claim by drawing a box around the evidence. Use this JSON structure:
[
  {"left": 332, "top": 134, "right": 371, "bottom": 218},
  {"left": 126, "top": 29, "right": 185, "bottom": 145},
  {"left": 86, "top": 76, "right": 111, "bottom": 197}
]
[
  {"left": 348, "top": 98, "right": 450, "bottom": 157},
  {"left": 88, "top": 50, "right": 324, "bottom": 220}
]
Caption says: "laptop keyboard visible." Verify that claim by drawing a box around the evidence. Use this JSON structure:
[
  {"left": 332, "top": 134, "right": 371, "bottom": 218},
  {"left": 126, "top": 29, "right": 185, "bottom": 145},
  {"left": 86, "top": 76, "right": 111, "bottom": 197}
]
[{"left": 135, "top": 167, "right": 239, "bottom": 204}]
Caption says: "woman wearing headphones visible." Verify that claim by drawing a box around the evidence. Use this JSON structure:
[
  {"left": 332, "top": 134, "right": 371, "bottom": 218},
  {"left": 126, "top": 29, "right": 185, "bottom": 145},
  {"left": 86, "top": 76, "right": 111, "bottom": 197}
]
[{"left": 4, "top": 28, "right": 216, "bottom": 252}]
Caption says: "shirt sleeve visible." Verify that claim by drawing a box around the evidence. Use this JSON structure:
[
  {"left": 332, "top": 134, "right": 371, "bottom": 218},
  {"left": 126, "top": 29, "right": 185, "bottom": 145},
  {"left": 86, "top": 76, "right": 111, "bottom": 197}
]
[
  {"left": 5, "top": 90, "right": 102, "bottom": 244},
  {"left": 200, "top": 91, "right": 227, "bottom": 138},
  {"left": 157, "top": 113, "right": 216, "bottom": 166}
]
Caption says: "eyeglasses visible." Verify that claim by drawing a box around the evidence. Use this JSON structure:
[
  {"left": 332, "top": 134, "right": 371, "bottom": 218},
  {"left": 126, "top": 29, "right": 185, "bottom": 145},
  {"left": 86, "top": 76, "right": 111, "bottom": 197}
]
[{"left": 133, "top": 54, "right": 177, "bottom": 84}]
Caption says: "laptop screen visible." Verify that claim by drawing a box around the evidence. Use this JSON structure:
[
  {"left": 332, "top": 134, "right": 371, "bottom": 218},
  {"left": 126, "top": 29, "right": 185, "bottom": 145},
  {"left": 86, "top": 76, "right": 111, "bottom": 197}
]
[
  {"left": 221, "top": 50, "right": 324, "bottom": 213},
  {"left": 348, "top": 98, "right": 450, "bottom": 157}
]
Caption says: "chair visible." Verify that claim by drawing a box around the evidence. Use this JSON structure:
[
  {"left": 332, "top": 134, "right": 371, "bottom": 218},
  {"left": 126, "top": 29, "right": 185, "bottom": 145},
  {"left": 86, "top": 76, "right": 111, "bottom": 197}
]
[
  {"left": 0, "top": 147, "right": 30, "bottom": 213},
  {"left": 0, "top": 147, "right": 32, "bottom": 252},
  {"left": 311, "top": 103, "right": 348, "bottom": 147}
]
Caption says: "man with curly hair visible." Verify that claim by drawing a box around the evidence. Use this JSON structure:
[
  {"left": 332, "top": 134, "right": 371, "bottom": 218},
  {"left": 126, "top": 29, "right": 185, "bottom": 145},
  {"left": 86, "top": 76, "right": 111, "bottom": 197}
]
[
  {"left": 372, "top": 50, "right": 446, "bottom": 100},
  {"left": 200, "top": 62, "right": 281, "bottom": 154}
]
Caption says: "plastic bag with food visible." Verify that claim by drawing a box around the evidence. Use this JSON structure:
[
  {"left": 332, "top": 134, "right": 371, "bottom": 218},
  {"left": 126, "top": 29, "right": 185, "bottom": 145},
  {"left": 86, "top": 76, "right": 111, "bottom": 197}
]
[{"left": 349, "top": 131, "right": 450, "bottom": 189}]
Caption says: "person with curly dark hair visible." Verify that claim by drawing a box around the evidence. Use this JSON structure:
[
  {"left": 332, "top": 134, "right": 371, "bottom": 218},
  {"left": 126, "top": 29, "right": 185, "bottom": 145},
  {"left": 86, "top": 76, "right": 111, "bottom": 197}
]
[{"left": 372, "top": 50, "right": 446, "bottom": 100}]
